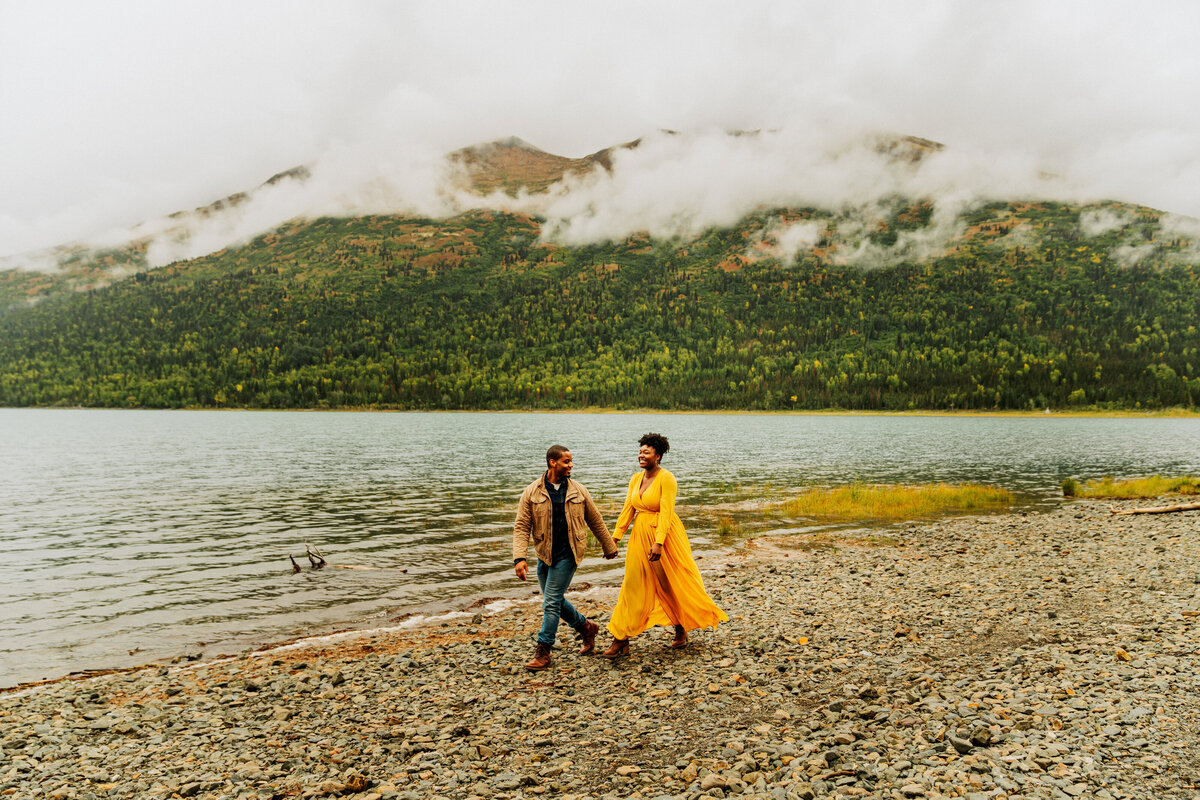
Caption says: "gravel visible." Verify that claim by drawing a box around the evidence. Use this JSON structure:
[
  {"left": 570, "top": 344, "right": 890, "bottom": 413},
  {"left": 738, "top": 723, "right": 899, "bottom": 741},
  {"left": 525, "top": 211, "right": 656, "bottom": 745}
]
[{"left": 2, "top": 499, "right": 1198, "bottom": 800}]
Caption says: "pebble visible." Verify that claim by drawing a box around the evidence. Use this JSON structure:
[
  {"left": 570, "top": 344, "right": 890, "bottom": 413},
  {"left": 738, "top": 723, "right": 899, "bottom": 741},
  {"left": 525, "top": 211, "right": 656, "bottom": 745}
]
[{"left": 1, "top": 500, "right": 1198, "bottom": 799}]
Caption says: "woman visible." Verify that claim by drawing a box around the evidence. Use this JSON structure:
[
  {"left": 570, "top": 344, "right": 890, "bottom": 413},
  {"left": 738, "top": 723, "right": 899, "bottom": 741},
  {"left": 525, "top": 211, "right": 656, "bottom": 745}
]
[{"left": 601, "top": 433, "right": 728, "bottom": 657}]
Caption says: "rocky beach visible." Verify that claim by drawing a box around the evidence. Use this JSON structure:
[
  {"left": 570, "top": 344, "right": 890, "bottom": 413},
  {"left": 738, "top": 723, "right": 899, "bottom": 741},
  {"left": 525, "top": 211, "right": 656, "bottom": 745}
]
[{"left": 3, "top": 499, "right": 1199, "bottom": 800}]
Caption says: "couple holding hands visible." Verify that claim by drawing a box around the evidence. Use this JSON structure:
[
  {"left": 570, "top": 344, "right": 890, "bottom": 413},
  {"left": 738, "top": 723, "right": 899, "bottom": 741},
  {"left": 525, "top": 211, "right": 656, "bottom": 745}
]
[{"left": 512, "top": 433, "right": 728, "bottom": 670}]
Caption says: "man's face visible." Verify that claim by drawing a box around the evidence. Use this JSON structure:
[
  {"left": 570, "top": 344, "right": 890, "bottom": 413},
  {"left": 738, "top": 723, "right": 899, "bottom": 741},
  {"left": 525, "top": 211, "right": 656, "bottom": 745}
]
[{"left": 549, "top": 451, "right": 573, "bottom": 479}]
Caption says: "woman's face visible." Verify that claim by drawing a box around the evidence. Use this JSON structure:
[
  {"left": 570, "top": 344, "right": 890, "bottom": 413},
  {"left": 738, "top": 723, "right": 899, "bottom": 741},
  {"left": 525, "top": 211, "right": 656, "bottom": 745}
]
[{"left": 637, "top": 444, "right": 660, "bottom": 470}]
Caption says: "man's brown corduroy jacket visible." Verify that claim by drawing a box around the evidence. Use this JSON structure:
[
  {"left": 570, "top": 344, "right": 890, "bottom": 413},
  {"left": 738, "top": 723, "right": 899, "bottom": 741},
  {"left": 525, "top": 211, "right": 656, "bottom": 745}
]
[{"left": 512, "top": 476, "right": 618, "bottom": 565}]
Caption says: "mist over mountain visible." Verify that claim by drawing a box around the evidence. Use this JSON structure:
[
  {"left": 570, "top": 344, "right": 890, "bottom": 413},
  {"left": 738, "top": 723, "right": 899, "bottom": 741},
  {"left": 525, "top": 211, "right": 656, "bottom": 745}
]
[
  {"left": 1, "top": 129, "right": 1198, "bottom": 413},
  {"left": 7, "top": 3, "right": 1200, "bottom": 270},
  {"left": 5, "top": 128, "right": 1198, "bottom": 289}
]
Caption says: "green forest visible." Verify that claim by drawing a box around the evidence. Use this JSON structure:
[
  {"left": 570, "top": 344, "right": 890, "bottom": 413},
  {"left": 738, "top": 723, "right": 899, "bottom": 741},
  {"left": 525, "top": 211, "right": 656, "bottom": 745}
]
[{"left": 1, "top": 199, "right": 1198, "bottom": 411}]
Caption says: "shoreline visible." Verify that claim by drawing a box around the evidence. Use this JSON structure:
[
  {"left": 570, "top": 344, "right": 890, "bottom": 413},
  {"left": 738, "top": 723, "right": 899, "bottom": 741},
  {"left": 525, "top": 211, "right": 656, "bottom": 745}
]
[
  {"left": 3, "top": 500, "right": 1198, "bottom": 800},
  {"left": 0, "top": 557, "right": 715, "bottom": 696},
  {"left": 6, "top": 406, "right": 1200, "bottom": 418},
  {"left": 0, "top": 488, "right": 1171, "bottom": 693},
  {"left": 0, "top": 504, "right": 1039, "bottom": 694}
]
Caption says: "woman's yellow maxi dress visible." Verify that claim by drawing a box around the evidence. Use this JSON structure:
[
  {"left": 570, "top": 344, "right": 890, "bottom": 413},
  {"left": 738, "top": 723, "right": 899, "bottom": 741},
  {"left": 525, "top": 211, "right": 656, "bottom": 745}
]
[{"left": 607, "top": 468, "right": 728, "bottom": 640}]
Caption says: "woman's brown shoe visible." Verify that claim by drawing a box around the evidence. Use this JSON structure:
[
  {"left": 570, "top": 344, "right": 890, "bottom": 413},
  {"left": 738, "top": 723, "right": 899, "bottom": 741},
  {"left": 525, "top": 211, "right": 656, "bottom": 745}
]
[
  {"left": 600, "top": 638, "right": 629, "bottom": 659},
  {"left": 670, "top": 624, "right": 688, "bottom": 649}
]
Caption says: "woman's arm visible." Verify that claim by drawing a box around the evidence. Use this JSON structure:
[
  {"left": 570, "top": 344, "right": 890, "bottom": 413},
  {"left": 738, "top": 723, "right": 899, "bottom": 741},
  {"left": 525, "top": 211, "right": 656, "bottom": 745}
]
[
  {"left": 612, "top": 474, "right": 637, "bottom": 541},
  {"left": 653, "top": 471, "right": 677, "bottom": 546}
]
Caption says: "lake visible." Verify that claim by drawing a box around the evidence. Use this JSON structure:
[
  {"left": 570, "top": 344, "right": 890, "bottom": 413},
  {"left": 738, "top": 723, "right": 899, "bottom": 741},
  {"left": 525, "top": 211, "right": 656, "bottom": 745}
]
[{"left": 2, "top": 409, "right": 1199, "bottom": 687}]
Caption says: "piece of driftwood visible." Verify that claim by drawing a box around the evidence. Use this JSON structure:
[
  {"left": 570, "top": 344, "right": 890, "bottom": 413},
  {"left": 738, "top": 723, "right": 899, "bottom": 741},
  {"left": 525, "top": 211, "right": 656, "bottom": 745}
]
[
  {"left": 1109, "top": 501, "right": 1200, "bottom": 515},
  {"left": 290, "top": 546, "right": 409, "bottom": 573}
]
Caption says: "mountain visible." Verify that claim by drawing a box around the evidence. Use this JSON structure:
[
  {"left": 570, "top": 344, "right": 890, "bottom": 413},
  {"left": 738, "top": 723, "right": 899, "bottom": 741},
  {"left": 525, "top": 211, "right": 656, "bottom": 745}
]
[
  {"left": 1, "top": 136, "right": 1198, "bottom": 411},
  {"left": 0, "top": 131, "right": 941, "bottom": 309},
  {"left": 446, "top": 132, "right": 944, "bottom": 195},
  {"left": 0, "top": 165, "right": 313, "bottom": 308},
  {"left": 448, "top": 136, "right": 632, "bottom": 195},
  {"left": 0, "top": 136, "right": 620, "bottom": 308}
]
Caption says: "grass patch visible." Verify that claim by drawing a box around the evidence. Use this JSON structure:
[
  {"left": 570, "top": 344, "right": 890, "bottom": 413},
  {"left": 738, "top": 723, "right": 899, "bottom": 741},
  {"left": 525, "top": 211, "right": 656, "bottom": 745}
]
[
  {"left": 779, "top": 483, "right": 1014, "bottom": 521},
  {"left": 714, "top": 515, "right": 743, "bottom": 536},
  {"left": 1063, "top": 475, "right": 1200, "bottom": 499}
]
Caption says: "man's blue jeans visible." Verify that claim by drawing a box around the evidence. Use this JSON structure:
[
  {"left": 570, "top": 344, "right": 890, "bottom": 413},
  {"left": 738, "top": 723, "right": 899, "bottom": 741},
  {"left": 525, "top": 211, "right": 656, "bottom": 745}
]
[{"left": 536, "top": 557, "right": 586, "bottom": 647}]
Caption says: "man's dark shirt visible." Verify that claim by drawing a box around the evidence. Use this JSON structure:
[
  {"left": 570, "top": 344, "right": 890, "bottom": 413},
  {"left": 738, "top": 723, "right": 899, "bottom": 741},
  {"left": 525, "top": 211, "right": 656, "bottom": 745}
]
[{"left": 544, "top": 474, "right": 573, "bottom": 565}]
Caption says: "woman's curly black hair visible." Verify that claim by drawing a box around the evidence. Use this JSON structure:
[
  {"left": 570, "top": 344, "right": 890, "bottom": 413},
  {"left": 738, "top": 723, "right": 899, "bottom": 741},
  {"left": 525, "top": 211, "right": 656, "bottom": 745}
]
[{"left": 638, "top": 432, "right": 670, "bottom": 458}]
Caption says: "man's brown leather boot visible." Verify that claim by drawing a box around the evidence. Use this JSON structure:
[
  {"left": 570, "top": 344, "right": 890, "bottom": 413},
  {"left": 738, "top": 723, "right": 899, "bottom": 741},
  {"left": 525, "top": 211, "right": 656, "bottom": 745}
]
[
  {"left": 525, "top": 642, "right": 552, "bottom": 671},
  {"left": 578, "top": 620, "right": 599, "bottom": 655}
]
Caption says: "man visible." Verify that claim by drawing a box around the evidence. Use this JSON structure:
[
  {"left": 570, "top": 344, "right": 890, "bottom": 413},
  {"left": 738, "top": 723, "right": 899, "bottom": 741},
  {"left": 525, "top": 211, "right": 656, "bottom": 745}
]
[{"left": 513, "top": 444, "right": 618, "bottom": 670}]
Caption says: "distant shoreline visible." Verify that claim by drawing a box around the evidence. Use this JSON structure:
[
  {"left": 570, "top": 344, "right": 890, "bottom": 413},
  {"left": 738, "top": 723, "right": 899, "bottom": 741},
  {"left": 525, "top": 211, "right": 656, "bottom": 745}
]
[{"left": 6, "top": 405, "right": 1200, "bottom": 418}]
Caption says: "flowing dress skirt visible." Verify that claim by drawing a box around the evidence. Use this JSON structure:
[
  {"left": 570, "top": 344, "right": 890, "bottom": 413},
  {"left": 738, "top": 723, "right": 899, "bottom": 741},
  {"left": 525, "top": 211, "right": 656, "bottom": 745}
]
[{"left": 606, "top": 471, "right": 728, "bottom": 640}]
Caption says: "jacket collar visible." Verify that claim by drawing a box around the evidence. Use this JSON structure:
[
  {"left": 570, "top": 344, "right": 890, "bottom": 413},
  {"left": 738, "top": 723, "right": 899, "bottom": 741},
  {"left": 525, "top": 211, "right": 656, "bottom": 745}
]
[{"left": 530, "top": 474, "right": 582, "bottom": 501}]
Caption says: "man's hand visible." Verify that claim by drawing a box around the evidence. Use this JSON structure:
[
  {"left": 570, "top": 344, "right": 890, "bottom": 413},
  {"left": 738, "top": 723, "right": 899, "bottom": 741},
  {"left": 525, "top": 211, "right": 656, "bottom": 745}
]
[
  {"left": 515, "top": 560, "right": 528, "bottom": 581},
  {"left": 649, "top": 543, "right": 663, "bottom": 562},
  {"left": 603, "top": 549, "right": 618, "bottom": 560}
]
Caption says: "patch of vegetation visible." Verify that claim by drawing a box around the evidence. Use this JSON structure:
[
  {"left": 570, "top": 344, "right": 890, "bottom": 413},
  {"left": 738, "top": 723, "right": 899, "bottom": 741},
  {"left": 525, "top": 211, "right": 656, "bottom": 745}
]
[
  {"left": 1064, "top": 475, "right": 1200, "bottom": 499},
  {"left": 714, "top": 515, "right": 743, "bottom": 536},
  {"left": 779, "top": 483, "right": 1014, "bottom": 522}
]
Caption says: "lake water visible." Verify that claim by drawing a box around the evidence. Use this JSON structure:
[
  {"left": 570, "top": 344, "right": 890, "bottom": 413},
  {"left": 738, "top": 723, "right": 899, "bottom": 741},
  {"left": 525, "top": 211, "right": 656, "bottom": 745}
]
[{"left": 3, "top": 409, "right": 1199, "bottom": 687}]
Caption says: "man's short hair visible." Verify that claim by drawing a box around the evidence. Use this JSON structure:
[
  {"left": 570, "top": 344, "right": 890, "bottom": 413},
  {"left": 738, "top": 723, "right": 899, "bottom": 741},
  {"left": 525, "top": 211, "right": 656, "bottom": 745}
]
[{"left": 546, "top": 444, "right": 570, "bottom": 465}]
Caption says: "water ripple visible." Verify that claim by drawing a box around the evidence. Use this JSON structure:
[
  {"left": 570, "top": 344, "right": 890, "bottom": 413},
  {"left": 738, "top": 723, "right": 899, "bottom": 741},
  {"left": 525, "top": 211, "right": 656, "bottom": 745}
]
[{"left": 2, "top": 409, "right": 1198, "bottom": 686}]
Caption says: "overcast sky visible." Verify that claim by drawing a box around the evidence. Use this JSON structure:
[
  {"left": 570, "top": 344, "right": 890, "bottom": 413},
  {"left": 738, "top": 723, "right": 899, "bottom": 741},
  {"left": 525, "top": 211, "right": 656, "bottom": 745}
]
[{"left": 3, "top": 1, "right": 1200, "bottom": 261}]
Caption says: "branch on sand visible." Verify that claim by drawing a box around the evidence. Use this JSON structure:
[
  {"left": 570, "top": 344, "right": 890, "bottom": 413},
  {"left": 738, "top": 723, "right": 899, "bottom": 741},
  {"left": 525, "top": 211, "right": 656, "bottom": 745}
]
[{"left": 1109, "top": 501, "right": 1200, "bottom": 515}]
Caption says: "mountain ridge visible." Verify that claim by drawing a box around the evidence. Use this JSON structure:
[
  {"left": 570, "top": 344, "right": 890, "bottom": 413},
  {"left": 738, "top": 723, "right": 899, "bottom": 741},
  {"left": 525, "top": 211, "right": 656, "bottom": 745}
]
[
  {"left": 2, "top": 133, "right": 1198, "bottom": 412},
  {"left": 1, "top": 195, "right": 1197, "bottom": 411},
  {"left": 1, "top": 129, "right": 951, "bottom": 281}
]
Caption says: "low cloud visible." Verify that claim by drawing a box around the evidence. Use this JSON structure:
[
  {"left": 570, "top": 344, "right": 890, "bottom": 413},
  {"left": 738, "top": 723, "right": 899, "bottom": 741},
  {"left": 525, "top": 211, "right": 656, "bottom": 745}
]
[
  {"left": 1079, "top": 208, "right": 1134, "bottom": 238},
  {"left": 827, "top": 201, "right": 969, "bottom": 269},
  {"left": 144, "top": 144, "right": 456, "bottom": 268},
  {"left": 5, "top": 4, "right": 1200, "bottom": 275},
  {"left": 10, "top": 118, "right": 1200, "bottom": 285},
  {"left": 752, "top": 219, "right": 825, "bottom": 265},
  {"left": 487, "top": 129, "right": 1063, "bottom": 262},
  {"left": 1111, "top": 242, "right": 1157, "bottom": 267},
  {"left": 1160, "top": 213, "right": 1200, "bottom": 267},
  {"left": 8, "top": 125, "right": 1194, "bottom": 278}
]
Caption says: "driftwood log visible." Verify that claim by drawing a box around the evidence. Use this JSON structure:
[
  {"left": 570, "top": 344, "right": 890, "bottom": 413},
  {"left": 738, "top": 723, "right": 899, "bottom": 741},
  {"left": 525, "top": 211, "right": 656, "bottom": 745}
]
[
  {"left": 287, "top": 549, "right": 408, "bottom": 573},
  {"left": 1109, "top": 501, "right": 1200, "bottom": 515}
]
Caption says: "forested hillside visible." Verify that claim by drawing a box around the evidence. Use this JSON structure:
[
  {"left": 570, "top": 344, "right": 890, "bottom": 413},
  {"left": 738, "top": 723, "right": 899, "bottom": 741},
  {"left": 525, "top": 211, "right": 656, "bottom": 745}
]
[{"left": 1, "top": 199, "right": 1198, "bottom": 411}]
